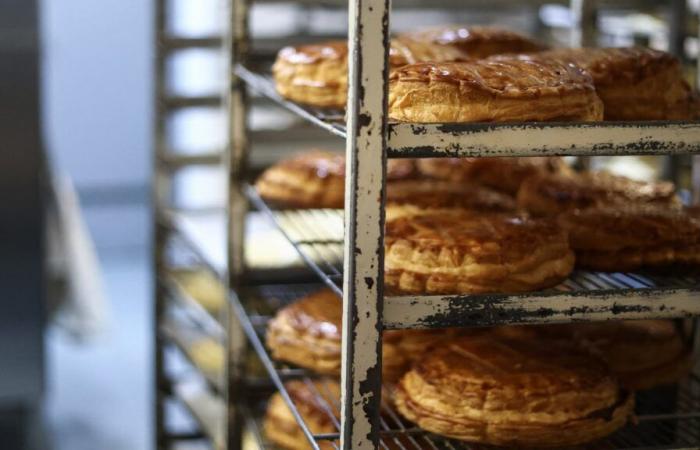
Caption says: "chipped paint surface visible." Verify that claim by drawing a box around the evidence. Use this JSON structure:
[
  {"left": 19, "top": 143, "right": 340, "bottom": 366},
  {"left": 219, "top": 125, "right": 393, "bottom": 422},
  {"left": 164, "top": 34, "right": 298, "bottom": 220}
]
[
  {"left": 383, "top": 288, "right": 700, "bottom": 329},
  {"left": 387, "top": 122, "right": 700, "bottom": 157},
  {"left": 226, "top": 0, "right": 251, "bottom": 448},
  {"left": 340, "top": 0, "right": 390, "bottom": 449}
]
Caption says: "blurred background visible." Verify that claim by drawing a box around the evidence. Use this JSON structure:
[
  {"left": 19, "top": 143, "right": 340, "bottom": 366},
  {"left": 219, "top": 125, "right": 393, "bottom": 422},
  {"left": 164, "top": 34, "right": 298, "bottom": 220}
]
[{"left": 2, "top": 0, "right": 700, "bottom": 449}]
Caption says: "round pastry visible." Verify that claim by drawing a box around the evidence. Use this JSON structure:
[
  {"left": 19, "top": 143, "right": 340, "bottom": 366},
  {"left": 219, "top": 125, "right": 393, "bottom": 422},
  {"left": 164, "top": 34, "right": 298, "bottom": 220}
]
[
  {"left": 400, "top": 25, "right": 544, "bottom": 58},
  {"left": 567, "top": 320, "right": 693, "bottom": 390},
  {"left": 388, "top": 58, "right": 603, "bottom": 123},
  {"left": 273, "top": 38, "right": 467, "bottom": 108},
  {"left": 517, "top": 171, "right": 680, "bottom": 216},
  {"left": 558, "top": 205, "right": 700, "bottom": 271},
  {"left": 521, "top": 47, "right": 695, "bottom": 120},
  {"left": 416, "top": 156, "right": 571, "bottom": 195},
  {"left": 265, "top": 379, "right": 424, "bottom": 450},
  {"left": 255, "top": 150, "right": 416, "bottom": 209},
  {"left": 266, "top": 288, "right": 453, "bottom": 380},
  {"left": 385, "top": 210, "right": 575, "bottom": 294},
  {"left": 496, "top": 320, "right": 693, "bottom": 390},
  {"left": 264, "top": 379, "right": 340, "bottom": 450},
  {"left": 386, "top": 179, "right": 516, "bottom": 219},
  {"left": 394, "top": 334, "right": 634, "bottom": 447}
]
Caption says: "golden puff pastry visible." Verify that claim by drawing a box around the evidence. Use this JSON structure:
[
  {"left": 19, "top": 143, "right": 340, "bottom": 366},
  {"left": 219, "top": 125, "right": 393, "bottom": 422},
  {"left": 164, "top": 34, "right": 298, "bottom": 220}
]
[
  {"left": 388, "top": 58, "right": 603, "bottom": 123},
  {"left": 265, "top": 379, "right": 425, "bottom": 450},
  {"left": 264, "top": 379, "right": 340, "bottom": 450},
  {"left": 558, "top": 205, "right": 700, "bottom": 271},
  {"left": 266, "top": 288, "right": 455, "bottom": 381},
  {"left": 496, "top": 320, "right": 693, "bottom": 390},
  {"left": 524, "top": 47, "right": 696, "bottom": 120},
  {"left": 386, "top": 179, "right": 516, "bottom": 218},
  {"left": 517, "top": 170, "right": 680, "bottom": 216},
  {"left": 417, "top": 156, "right": 571, "bottom": 195},
  {"left": 385, "top": 210, "right": 574, "bottom": 294},
  {"left": 272, "top": 37, "right": 467, "bottom": 108},
  {"left": 400, "top": 25, "right": 544, "bottom": 59},
  {"left": 255, "top": 150, "right": 416, "bottom": 209},
  {"left": 394, "top": 333, "right": 634, "bottom": 447}
]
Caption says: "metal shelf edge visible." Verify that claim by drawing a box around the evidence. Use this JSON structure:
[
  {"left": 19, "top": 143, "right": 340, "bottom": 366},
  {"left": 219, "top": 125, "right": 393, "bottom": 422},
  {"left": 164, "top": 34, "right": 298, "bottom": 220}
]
[
  {"left": 387, "top": 121, "right": 700, "bottom": 157},
  {"left": 384, "top": 287, "right": 700, "bottom": 329}
]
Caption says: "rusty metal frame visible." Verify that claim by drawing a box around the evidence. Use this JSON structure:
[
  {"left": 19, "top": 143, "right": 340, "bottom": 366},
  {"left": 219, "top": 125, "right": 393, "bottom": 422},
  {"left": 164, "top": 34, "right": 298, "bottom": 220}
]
[
  {"left": 340, "top": 0, "right": 391, "bottom": 448},
  {"left": 224, "top": 0, "right": 251, "bottom": 448},
  {"left": 387, "top": 122, "right": 700, "bottom": 157}
]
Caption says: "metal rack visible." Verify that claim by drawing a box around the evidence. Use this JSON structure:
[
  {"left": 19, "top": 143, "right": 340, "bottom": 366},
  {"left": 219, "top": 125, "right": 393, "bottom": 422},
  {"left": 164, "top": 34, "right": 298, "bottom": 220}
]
[{"left": 153, "top": 1, "right": 700, "bottom": 450}]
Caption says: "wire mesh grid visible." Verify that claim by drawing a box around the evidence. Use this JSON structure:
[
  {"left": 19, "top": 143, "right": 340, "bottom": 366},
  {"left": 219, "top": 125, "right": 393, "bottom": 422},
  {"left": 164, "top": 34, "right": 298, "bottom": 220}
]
[
  {"left": 235, "top": 64, "right": 346, "bottom": 138},
  {"left": 237, "top": 282, "right": 700, "bottom": 450},
  {"left": 246, "top": 184, "right": 700, "bottom": 304}
]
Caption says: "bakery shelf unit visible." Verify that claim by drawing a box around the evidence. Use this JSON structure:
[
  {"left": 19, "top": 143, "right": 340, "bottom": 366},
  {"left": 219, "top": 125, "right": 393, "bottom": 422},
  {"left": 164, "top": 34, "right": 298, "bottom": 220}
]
[{"left": 153, "top": 0, "right": 700, "bottom": 450}]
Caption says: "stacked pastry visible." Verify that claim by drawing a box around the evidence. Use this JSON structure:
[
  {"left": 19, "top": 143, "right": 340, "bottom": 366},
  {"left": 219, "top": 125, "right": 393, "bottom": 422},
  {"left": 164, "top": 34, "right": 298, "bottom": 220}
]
[
  {"left": 262, "top": 24, "right": 699, "bottom": 449},
  {"left": 273, "top": 25, "right": 543, "bottom": 108}
]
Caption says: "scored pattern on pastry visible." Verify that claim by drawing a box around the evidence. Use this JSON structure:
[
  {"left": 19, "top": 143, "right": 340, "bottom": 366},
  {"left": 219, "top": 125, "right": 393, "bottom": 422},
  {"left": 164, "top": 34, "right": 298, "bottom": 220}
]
[
  {"left": 385, "top": 210, "right": 575, "bottom": 294},
  {"left": 394, "top": 333, "right": 634, "bottom": 447},
  {"left": 521, "top": 47, "right": 696, "bottom": 120},
  {"left": 416, "top": 156, "right": 571, "bottom": 195},
  {"left": 266, "top": 288, "right": 455, "bottom": 380},
  {"left": 517, "top": 170, "right": 680, "bottom": 216},
  {"left": 399, "top": 25, "right": 544, "bottom": 59},
  {"left": 388, "top": 58, "right": 604, "bottom": 123},
  {"left": 558, "top": 205, "right": 700, "bottom": 271}
]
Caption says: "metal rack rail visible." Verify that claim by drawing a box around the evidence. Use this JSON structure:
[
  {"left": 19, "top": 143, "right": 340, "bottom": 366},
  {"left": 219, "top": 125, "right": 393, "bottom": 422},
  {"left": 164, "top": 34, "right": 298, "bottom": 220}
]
[
  {"left": 245, "top": 186, "right": 700, "bottom": 329},
  {"left": 224, "top": 0, "right": 700, "bottom": 447},
  {"left": 215, "top": 249, "right": 700, "bottom": 450},
  {"left": 235, "top": 65, "right": 700, "bottom": 158},
  {"left": 151, "top": 0, "right": 700, "bottom": 449}
]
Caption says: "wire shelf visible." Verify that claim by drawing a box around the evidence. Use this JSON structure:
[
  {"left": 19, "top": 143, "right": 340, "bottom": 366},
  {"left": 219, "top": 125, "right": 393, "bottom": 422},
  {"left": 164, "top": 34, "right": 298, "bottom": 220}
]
[
  {"left": 235, "top": 65, "right": 700, "bottom": 158},
  {"left": 233, "top": 282, "right": 700, "bottom": 450},
  {"left": 246, "top": 185, "right": 700, "bottom": 329}
]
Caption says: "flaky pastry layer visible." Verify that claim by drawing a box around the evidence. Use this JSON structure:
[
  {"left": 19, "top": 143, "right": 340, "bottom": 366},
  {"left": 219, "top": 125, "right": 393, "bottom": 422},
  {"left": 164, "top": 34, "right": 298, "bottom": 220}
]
[
  {"left": 523, "top": 47, "right": 695, "bottom": 120},
  {"left": 400, "top": 25, "right": 544, "bottom": 58},
  {"left": 255, "top": 150, "right": 415, "bottom": 209},
  {"left": 497, "top": 321, "right": 694, "bottom": 390},
  {"left": 264, "top": 379, "right": 340, "bottom": 450},
  {"left": 386, "top": 179, "right": 516, "bottom": 213},
  {"left": 394, "top": 334, "right": 634, "bottom": 447},
  {"left": 417, "top": 156, "right": 570, "bottom": 195},
  {"left": 266, "top": 288, "right": 454, "bottom": 380},
  {"left": 517, "top": 170, "right": 680, "bottom": 216},
  {"left": 272, "top": 37, "right": 468, "bottom": 108},
  {"left": 388, "top": 59, "right": 603, "bottom": 123},
  {"left": 558, "top": 205, "right": 700, "bottom": 271},
  {"left": 385, "top": 210, "right": 574, "bottom": 294}
]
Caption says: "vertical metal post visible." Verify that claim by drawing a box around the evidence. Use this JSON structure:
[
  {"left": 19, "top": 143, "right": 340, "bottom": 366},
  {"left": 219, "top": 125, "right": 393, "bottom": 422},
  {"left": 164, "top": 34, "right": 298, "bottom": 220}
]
[
  {"left": 341, "top": 1, "right": 390, "bottom": 449},
  {"left": 570, "top": 0, "right": 597, "bottom": 170},
  {"left": 570, "top": 0, "right": 597, "bottom": 48},
  {"left": 669, "top": 0, "right": 686, "bottom": 61},
  {"left": 152, "top": 0, "right": 169, "bottom": 448},
  {"left": 665, "top": 0, "right": 687, "bottom": 185},
  {"left": 225, "top": 0, "right": 250, "bottom": 448}
]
